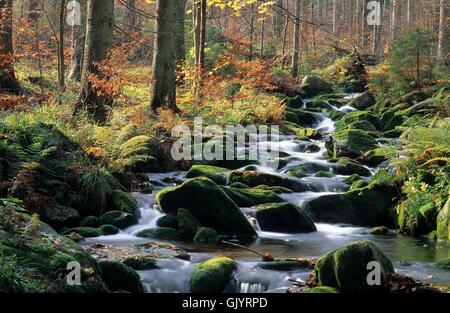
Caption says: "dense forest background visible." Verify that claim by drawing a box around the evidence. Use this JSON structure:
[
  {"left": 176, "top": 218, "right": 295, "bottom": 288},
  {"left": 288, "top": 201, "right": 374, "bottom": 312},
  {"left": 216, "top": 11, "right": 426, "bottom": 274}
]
[{"left": 0, "top": 0, "right": 449, "bottom": 293}]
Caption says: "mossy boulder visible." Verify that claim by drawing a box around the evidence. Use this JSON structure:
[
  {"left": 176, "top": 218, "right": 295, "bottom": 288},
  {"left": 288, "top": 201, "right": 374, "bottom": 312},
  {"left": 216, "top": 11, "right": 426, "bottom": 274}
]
[
  {"left": 295, "top": 128, "right": 323, "bottom": 140},
  {"left": 436, "top": 258, "right": 450, "bottom": 270},
  {"left": 227, "top": 170, "right": 313, "bottom": 192},
  {"left": 135, "top": 227, "right": 179, "bottom": 241},
  {"left": 344, "top": 174, "right": 362, "bottom": 185},
  {"left": 348, "top": 91, "right": 375, "bottom": 110},
  {"left": 314, "top": 240, "right": 394, "bottom": 293},
  {"left": 336, "top": 111, "right": 382, "bottom": 131},
  {"left": 383, "top": 114, "right": 406, "bottom": 131},
  {"left": 286, "top": 95, "right": 304, "bottom": 108},
  {"left": 189, "top": 257, "right": 236, "bottom": 293},
  {"left": 186, "top": 165, "right": 229, "bottom": 185},
  {"left": 257, "top": 259, "right": 313, "bottom": 271},
  {"left": 300, "top": 75, "right": 332, "bottom": 97},
  {"left": 336, "top": 158, "right": 372, "bottom": 176},
  {"left": 111, "top": 190, "right": 139, "bottom": 215},
  {"left": 369, "top": 226, "right": 390, "bottom": 235},
  {"left": 398, "top": 201, "right": 439, "bottom": 237},
  {"left": 42, "top": 205, "right": 79, "bottom": 230},
  {"left": 156, "top": 215, "right": 178, "bottom": 229},
  {"left": 177, "top": 208, "right": 199, "bottom": 241},
  {"left": 303, "top": 286, "right": 338, "bottom": 293},
  {"left": 363, "top": 148, "right": 395, "bottom": 167},
  {"left": 285, "top": 111, "right": 300, "bottom": 124},
  {"left": 63, "top": 227, "right": 102, "bottom": 238},
  {"left": 194, "top": 227, "right": 219, "bottom": 244},
  {"left": 122, "top": 256, "right": 158, "bottom": 270},
  {"left": 156, "top": 178, "right": 256, "bottom": 238},
  {"left": 99, "top": 224, "right": 120, "bottom": 235},
  {"left": 305, "top": 183, "right": 395, "bottom": 226},
  {"left": 220, "top": 186, "right": 283, "bottom": 207},
  {"left": 98, "top": 260, "right": 144, "bottom": 293},
  {"left": 285, "top": 108, "right": 318, "bottom": 127},
  {"left": 326, "top": 129, "right": 378, "bottom": 158},
  {"left": 99, "top": 210, "right": 138, "bottom": 229},
  {"left": 79, "top": 215, "right": 100, "bottom": 228},
  {"left": 254, "top": 202, "right": 317, "bottom": 233},
  {"left": 351, "top": 179, "right": 370, "bottom": 190},
  {"left": 437, "top": 197, "right": 450, "bottom": 243}
]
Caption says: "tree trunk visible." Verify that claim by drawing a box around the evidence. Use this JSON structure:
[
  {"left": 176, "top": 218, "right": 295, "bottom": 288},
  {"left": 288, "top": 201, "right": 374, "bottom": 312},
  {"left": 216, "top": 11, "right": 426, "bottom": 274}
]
[
  {"left": 259, "top": 15, "right": 265, "bottom": 60},
  {"left": 123, "top": 0, "right": 137, "bottom": 34},
  {"left": 199, "top": 0, "right": 206, "bottom": 68},
  {"left": 175, "top": 0, "right": 186, "bottom": 67},
  {"left": 249, "top": 3, "right": 254, "bottom": 60},
  {"left": 0, "top": 0, "right": 20, "bottom": 93},
  {"left": 437, "top": 0, "right": 448, "bottom": 62},
  {"left": 332, "top": 0, "right": 337, "bottom": 35},
  {"left": 272, "top": 0, "right": 284, "bottom": 37},
  {"left": 150, "top": 0, "right": 177, "bottom": 112},
  {"left": 77, "top": 0, "right": 114, "bottom": 123},
  {"left": 58, "top": 0, "right": 66, "bottom": 90},
  {"left": 291, "top": 0, "right": 301, "bottom": 78}
]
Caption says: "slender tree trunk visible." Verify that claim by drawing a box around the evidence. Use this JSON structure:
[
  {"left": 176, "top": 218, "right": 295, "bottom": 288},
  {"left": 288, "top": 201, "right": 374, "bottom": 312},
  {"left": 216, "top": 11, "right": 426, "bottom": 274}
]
[
  {"left": 0, "top": 0, "right": 20, "bottom": 93},
  {"left": 272, "top": 0, "right": 284, "bottom": 37},
  {"left": 281, "top": 0, "right": 289, "bottom": 67},
  {"left": 150, "top": 0, "right": 177, "bottom": 112},
  {"left": 175, "top": 0, "right": 186, "bottom": 68},
  {"left": 291, "top": 0, "right": 301, "bottom": 78},
  {"left": 332, "top": 0, "right": 337, "bottom": 35},
  {"left": 194, "top": 0, "right": 206, "bottom": 68},
  {"left": 437, "top": 0, "right": 448, "bottom": 62},
  {"left": 199, "top": 0, "right": 206, "bottom": 68},
  {"left": 77, "top": 0, "right": 114, "bottom": 123},
  {"left": 123, "top": 0, "right": 137, "bottom": 34},
  {"left": 58, "top": 0, "right": 66, "bottom": 90},
  {"left": 259, "top": 14, "right": 265, "bottom": 60},
  {"left": 249, "top": 3, "right": 254, "bottom": 60}
]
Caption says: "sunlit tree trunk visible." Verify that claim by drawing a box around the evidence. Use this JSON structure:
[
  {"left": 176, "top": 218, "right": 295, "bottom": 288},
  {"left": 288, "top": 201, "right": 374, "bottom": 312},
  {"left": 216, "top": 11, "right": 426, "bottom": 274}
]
[
  {"left": 0, "top": 0, "right": 20, "bottom": 93},
  {"left": 175, "top": 0, "right": 186, "bottom": 68},
  {"left": 150, "top": 0, "right": 177, "bottom": 112},
  {"left": 437, "top": 0, "right": 448, "bottom": 62},
  {"left": 77, "top": 0, "right": 114, "bottom": 123}
]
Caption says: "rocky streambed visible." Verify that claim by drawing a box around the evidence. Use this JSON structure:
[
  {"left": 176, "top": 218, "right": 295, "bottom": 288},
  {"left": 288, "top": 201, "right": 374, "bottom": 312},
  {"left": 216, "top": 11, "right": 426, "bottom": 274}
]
[{"left": 81, "top": 93, "right": 450, "bottom": 293}]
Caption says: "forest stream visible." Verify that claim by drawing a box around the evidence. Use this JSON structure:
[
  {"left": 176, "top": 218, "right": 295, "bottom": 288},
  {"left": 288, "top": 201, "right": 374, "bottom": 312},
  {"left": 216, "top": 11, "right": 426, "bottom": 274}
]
[{"left": 84, "top": 93, "right": 450, "bottom": 293}]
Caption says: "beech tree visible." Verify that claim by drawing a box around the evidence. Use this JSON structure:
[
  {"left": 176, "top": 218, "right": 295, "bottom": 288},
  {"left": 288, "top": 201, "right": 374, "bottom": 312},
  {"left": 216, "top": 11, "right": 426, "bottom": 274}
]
[
  {"left": 77, "top": 0, "right": 115, "bottom": 123},
  {"left": 0, "top": 0, "right": 20, "bottom": 93},
  {"left": 291, "top": 0, "right": 301, "bottom": 78}
]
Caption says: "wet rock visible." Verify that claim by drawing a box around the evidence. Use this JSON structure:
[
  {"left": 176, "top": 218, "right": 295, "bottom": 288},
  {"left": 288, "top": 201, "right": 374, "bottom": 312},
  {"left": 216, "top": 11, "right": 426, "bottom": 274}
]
[
  {"left": 254, "top": 202, "right": 317, "bottom": 233},
  {"left": 300, "top": 75, "right": 333, "bottom": 97},
  {"left": 326, "top": 129, "right": 378, "bottom": 158},
  {"left": 79, "top": 215, "right": 100, "bottom": 228},
  {"left": 336, "top": 158, "right": 372, "bottom": 176},
  {"left": 42, "top": 205, "right": 80, "bottom": 230},
  {"left": 99, "top": 210, "right": 138, "bottom": 229},
  {"left": 99, "top": 224, "right": 120, "bottom": 235},
  {"left": 186, "top": 165, "right": 229, "bottom": 185},
  {"left": 177, "top": 208, "right": 199, "bottom": 241},
  {"left": 285, "top": 108, "right": 318, "bottom": 127},
  {"left": 194, "top": 227, "right": 219, "bottom": 244},
  {"left": 286, "top": 95, "right": 304, "bottom": 108},
  {"left": 257, "top": 258, "right": 315, "bottom": 271},
  {"left": 122, "top": 256, "right": 159, "bottom": 270},
  {"left": 98, "top": 260, "right": 144, "bottom": 293},
  {"left": 369, "top": 226, "right": 390, "bottom": 235},
  {"left": 136, "top": 227, "right": 179, "bottom": 241},
  {"left": 63, "top": 227, "right": 102, "bottom": 238},
  {"left": 189, "top": 257, "right": 236, "bottom": 293},
  {"left": 348, "top": 91, "right": 376, "bottom": 110},
  {"left": 220, "top": 186, "right": 283, "bottom": 207},
  {"left": 314, "top": 240, "right": 394, "bottom": 292},
  {"left": 304, "top": 183, "right": 395, "bottom": 226},
  {"left": 156, "top": 215, "right": 178, "bottom": 229},
  {"left": 156, "top": 178, "right": 257, "bottom": 238},
  {"left": 335, "top": 111, "right": 382, "bottom": 131},
  {"left": 111, "top": 190, "right": 139, "bottom": 216},
  {"left": 350, "top": 179, "right": 369, "bottom": 190},
  {"left": 344, "top": 174, "right": 362, "bottom": 185},
  {"left": 437, "top": 197, "right": 450, "bottom": 243}
]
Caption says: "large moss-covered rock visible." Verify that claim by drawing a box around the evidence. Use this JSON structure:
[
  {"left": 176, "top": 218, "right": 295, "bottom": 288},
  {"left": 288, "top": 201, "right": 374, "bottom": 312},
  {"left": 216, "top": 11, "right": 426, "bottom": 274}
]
[
  {"left": 42, "top": 205, "right": 80, "bottom": 230},
  {"left": 156, "top": 215, "right": 178, "bottom": 229},
  {"left": 300, "top": 75, "right": 332, "bottom": 97},
  {"left": 186, "top": 165, "right": 229, "bottom": 185},
  {"left": 111, "top": 190, "right": 139, "bottom": 215},
  {"left": 177, "top": 208, "right": 199, "bottom": 241},
  {"left": 286, "top": 95, "right": 304, "bottom": 108},
  {"left": 314, "top": 240, "right": 394, "bottom": 292},
  {"left": 336, "top": 158, "right": 372, "bottom": 177},
  {"left": 156, "top": 178, "right": 256, "bottom": 238},
  {"left": 286, "top": 108, "right": 318, "bottom": 127},
  {"left": 63, "top": 227, "right": 102, "bottom": 238},
  {"left": 79, "top": 215, "right": 100, "bottom": 228},
  {"left": 304, "top": 183, "right": 395, "bottom": 226},
  {"left": 220, "top": 186, "right": 283, "bottom": 207},
  {"left": 348, "top": 91, "right": 375, "bottom": 110},
  {"left": 326, "top": 129, "right": 378, "bottom": 158},
  {"left": 189, "top": 257, "right": 236, "bottom": 293},
  {"left": 99, "top": 224, "right": 120, "bottom": 235},
  {"left": 99, "top": 210, "right": 138, "bottom": 229},
  {"left": 135, "top": 227, "right": 179, "bottom": 241},
  {"left": 194, "top": 227, "right": 219, "bottom": 243},
  {"left": 227, "top": 170, "right": 313, "bottom": 192},
  {"left": 436, "top": 197, "right": 450, "bottom": 242},
  {"left": 335, "top": 111, "right": 382, "bottom": 131},
  {"left": 398, "top": 201, "right": 439, "bottom": 237},
  {"left": 254, "top": 202, "right": 317, "bottom": 233},
  {"left": 122, "top": 256, "right": 158, "bottom": 270},
  {"left": 98, "top": 260, "right": 144, "bottom": 293}
]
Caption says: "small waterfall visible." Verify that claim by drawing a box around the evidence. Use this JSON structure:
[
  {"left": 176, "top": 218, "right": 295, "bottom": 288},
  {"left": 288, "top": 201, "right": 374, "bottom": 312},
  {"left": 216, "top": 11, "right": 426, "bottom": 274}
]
[{"left": 239, "top": 282, "right": 266, "bottom": 293}]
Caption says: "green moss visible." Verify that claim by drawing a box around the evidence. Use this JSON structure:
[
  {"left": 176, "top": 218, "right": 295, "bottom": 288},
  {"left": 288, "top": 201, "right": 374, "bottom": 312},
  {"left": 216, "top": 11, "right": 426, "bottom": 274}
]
[
  {"left": 315, "top": 171, "right": 333, "bottom": 178},
  {"left": 189, "top": 257, "right": 236, "bottom": 293},
  {"left": 336, "top": 158, "right": 372, "bottom": 177},
  {"left": 156, "top": 178, "right": 256, "bottom": 238},
  {"left": 314, "top": 240, "right": 394, "bottom": 293},
  {"left": 255, "top": 202, "right": 317, "bottom": 233},
  {"left": 303, "top": 286, "right": 338, "bottom": 293},
  {"left": 79, "top": 216, "right": 100, "bottom": 228},
  {"left": 286, "top": 95, "right": 303, "bottom": 108},
  {"left": 186, "top": 165, "right": 229, "bottom": 185},
  {"left": 135, "top": 227, "right": 179, "bottom": 241},
  {"left": 111, "top": 190, "right": 138, "bottom": 215},
  {"left": 99, "top": 261, "right": 144, "bottom": 293},
  {"left": 335, "top": 111, "right": 382, "bottom": 131},
  {"left": 327, "top": 129, "right": 378, "bottom": 158},
  {"left": 398, "top": 200, "right": 438, "bottom": 237},
  {"left": 122, "top": 256, "right": 158, "bottom": 270},
  {"left": 436, "top": 258, "right": 450, "bottom": 270},
  {"left": 369, "top": 226, "right": 390, "bottom": 235},
  {"left": 436, "top": 198, "right": 450, "bottom": 243},
  {"left": 344, "top": 174, "right": 361, "bottom": 185},
  {"left": 63, "top": 227, "right": 102, "bottom": 238},
  {"left": 220, "top": 186, "right": 283, "bottom": 207},
  {"left": 295, "top": 128, "right": 323, "bottom": 140},
  {"left": 99, "top": 224, "right": 120, "bottom": 235},
  {"left": 227, "top": 170, "right": 311, "bottom": 192},
  {"left": 177, "top": 208, "right": 199, "bottom": 241},
  {"left": 156, "top": 215, "right": 178, "bottom": 229},
  {"left": 99, "top": 210, "right": 138, "bottom": 229},
  {"left": 194, "top": 227, "right": 219, "bottom": 243}
]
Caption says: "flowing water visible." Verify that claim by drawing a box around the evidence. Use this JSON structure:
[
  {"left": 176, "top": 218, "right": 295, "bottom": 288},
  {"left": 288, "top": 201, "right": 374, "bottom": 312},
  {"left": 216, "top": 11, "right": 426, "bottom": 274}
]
[{"left": 85, "top": 94, "right": 450, "bottom": 293}]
